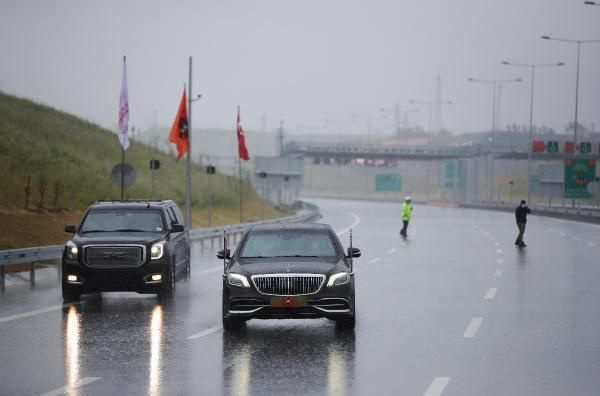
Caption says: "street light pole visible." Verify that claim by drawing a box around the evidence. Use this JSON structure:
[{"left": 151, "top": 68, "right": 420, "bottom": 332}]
[
  {"left": 410, "top": 99, "right": 452, "bottom": 201},
  {"left": 468, "top": 77, "right": 522, "bottom": 202},
  {"left": 502, "top": 61, "right": 564, "bottom": 204}
]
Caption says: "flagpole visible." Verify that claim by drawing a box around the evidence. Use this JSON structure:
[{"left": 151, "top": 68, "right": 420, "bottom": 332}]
[
  {"left": 120, "top": 55, "right": 126, "bottom": 201},
  {"left": 185, "top": 56, "right": 192, "bottom": 229},
  {"left": 239, "top": 157, "right": 243, "bottom": 223}
]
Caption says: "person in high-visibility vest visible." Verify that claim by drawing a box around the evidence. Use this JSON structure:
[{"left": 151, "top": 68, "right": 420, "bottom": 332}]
[{"left": 400, "top": 196, "right": 413, "bottom": 237}]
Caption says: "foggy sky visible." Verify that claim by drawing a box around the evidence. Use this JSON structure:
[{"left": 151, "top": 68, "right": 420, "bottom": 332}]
[{"left": 1, "top": 0, "right": 600, "bottom": 139}]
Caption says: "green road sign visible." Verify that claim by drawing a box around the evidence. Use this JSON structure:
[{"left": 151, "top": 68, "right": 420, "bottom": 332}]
[
  {"left": 547, "top": 141, "right": 559, "bottom": 153},
  {"left": 439, "top": 160, "right": 462, "bottom": 189},
  {"left": 580, "top": 142, "right": 591, "bottom": 154},
  {"left": 564, "top": 158, "right": 596, "bottom": 198},
  {"left": 529, "top": 175, "right": 538, "bottom": 193},
  {"left": 375, "top": 174, "right": 402, "bottom": 192}
]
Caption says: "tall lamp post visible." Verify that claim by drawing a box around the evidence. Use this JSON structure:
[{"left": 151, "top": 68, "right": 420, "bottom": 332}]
[
  {"left": 501, "top": 61, "right": 564, "bottom": 204},
  {"left": 409, "top": 99, "right": 452, "bottom": 201},
  {"left": 467, "top": 77, "right": 522, "bottom": 202},
  {"left": 541, "top": 36, "right": 600, "bottom": 150}
]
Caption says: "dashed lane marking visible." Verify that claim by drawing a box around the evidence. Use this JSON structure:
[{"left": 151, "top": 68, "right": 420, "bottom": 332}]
[
  {"left": 368, "top": 257, "right": 382, "bottom": 264},
  {"left": 463, "top": 317, "right": 483, "bottom": 338},
  {"left": 559, "top": 232, "right": 566, "bottom": 236},
  {"left": 485, "top": 288, "right": 497, "bottom": 301},
  {"left": 387, "top": 248, "right": 397, "bottom": 254},
  {"left": 493, "top": 242, "right": 499, "bottom": 246},
  {"left": 0, "top": 303, "right": 80, "bottom": 324},
  {"left": 423, "top": 377, "right": 450, "bottom": 396},
  {"left": 494, "top": 270, "right": 502, "bottom": 278},
  {"left": 497, "top": 258, "right": 504, "bottom": 265},
  {"left": 572, "top": 236, "right": 581, "bottom": 241},
  {"left": 587, "top": 242, "right": 596, "bottom": 247},
  {"left": 496, "top": 249, "right": 503, "bottom": 254},
  {"left": 40, "top": 377, "right": 101, "bottom": 396},
  {"left": 187, "top": 325, "right": 222, "bottom": 340}
]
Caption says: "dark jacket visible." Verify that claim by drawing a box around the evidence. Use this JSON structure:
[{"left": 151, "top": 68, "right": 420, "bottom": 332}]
[{"left": 515, "top": 205, "right": 531, "bottom": 224}]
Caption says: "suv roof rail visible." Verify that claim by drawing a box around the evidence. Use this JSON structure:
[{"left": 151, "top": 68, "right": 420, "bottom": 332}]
[{"left": 93, "top": 199, "right": 173, "bottom": 205}]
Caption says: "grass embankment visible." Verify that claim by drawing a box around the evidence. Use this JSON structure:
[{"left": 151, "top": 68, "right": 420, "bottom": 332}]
[{"left": 0, "top": 93, "right": 283, "bottom": 249}]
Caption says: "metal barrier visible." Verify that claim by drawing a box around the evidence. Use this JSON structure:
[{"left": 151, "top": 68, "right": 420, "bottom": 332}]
[
  {"left": 459, "top": 202, "right": 600, "bottom": 224},
  {"left": 0, "top": 203, "right": 320, "bottom": 291}
]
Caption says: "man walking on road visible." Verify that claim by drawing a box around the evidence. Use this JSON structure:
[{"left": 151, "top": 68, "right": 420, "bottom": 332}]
[
  {"left": 515, "top": 199, "right": 531, "bottom": 247},
  {"left": 400, "top": 196, "right": 413, "bottom": 237}
]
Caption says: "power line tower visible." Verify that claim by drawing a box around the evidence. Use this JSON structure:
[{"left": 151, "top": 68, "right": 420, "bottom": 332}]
[{"left": 278, "top": 120, "right": 285, "bottom": 156}]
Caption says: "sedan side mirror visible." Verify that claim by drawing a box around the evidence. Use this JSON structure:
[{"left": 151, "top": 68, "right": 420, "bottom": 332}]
[
  {"left": 217, "top": 249, "right": 231, "bottom": 260},
  {"left": 171, "top": 223, "right": 185, "bottom": 233},
  {"left": 65, "top": 224, "right": 77, "bottom": 233},
  {"left": 347, "top": 247, "right": 361, "bottom": 258}
]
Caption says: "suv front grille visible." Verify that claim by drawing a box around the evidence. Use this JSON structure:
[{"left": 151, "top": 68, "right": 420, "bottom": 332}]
[
  {"left": 251, "top": 274, "right": 325, "bottom": 296},
  {"left": 84, "top": 245, "right": 145, "bottom": 268}
]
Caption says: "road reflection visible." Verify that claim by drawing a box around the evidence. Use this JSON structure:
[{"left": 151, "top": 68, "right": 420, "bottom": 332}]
[
  {"left": 64, "top": 305, "right": 81, "bottom": 396},
  {"left": 62, "top": 296, "right": 168, "bottom": 395},
  {"left": 221, "top": 322, "right": 355, "bottom": 395}
]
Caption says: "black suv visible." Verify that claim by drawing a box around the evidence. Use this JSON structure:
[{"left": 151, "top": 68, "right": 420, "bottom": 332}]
[
  {"left": 220, "top": 223, "right": 360, "bottom": 331},
  {"left": 62, "top": 200, "right": 190, "bottom": 301}
]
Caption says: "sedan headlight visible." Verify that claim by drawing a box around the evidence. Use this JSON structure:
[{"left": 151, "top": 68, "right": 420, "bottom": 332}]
[
  {"left": 227, "top": 273, "right": 250, "bottom": 288},
  {"left": 66, "top": 240, "right": 78, "bottom": 260},
  {"left": 150, "top": 242, "right": 165, "bottom": 260},
  {"left": 327, "top": 272, "right": 349, "bottom": 287}
]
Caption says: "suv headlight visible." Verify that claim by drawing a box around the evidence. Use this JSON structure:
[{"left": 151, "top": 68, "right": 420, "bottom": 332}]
[
  {"left": 66, "top": 240, "right": 78, "bottom": 260},
  {"left": 150, "top": 242, "right": 165, "bottom": 260},
  {"left": 327, "top": 272, "right": 349, "bottom": 287},
  {"left": 227, "top": 273, "right": 250, "bottom": 288}
]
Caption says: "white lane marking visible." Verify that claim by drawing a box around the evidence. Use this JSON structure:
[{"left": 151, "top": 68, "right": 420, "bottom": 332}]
[
  {"left": 423, "top": 377, "right": 450, "bottom": 396},
  {"left": 559, "top": 232, "right": 566, "bottom": 236},
  {"left": 485, "top": 288, "right": 497, "bottom": 301},
  {"left": 494, "top": 270, "right": 503, "bottom": 278},
  {"left": 587, "top": 242, "right": 596, "bottom": 247},
  {"left": 40, "top": 377, "right": 101, "bottom": 396},
  {"left": 496, "top": 258, "right": 504, "bottom": 265},
  {"left": 0, "top": 303, "right": 79, "bottom": 324},
  {"left": 493, "top": 242, "right": 499, "bottom": 246},
  {"left": 335, "top": 212, "right": 361, "bottom": 237},
  {"left": 368, "top": 257, "right": 382, "bottom": 264},
  {"left": 387, "top": 248, "right": 397, "bottom": 254},
  {"left": 496, "top": 249, "right": 503, "bottom": 254},
  {"left": 548, "top": 228, "right": 554, "bottom": 232},
  {"left": 187, "top": 325, "right": 222, "bottom": 340},
  {"left": 572, "top": 236, "right": 581, "bottom": 241},
  {"left": 463, "top": 317, "right": 483, "bottom": 338},
  {"left": 197, "top": 266, "right": 222, "bottom": 276}
]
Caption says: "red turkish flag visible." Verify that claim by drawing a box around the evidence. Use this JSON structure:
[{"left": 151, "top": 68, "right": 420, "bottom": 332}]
[
  {"left": 237, "top": 106, "right": 250, "bottom": 161},
  {"left": 168, "top": 90, "right": 189, "bottom": 160}
]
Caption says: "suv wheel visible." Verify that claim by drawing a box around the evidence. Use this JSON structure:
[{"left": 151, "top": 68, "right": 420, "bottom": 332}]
[
  {"left": 62, "top": 279, "right": 81, "bottom": 302},
  {"left": 158, "top": 264, "right": 176, "bottom": 300}
]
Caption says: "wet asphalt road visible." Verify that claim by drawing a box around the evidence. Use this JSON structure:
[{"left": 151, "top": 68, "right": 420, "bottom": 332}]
[{"left": 1, "top": 198, "right": 600, "bottom": 396}]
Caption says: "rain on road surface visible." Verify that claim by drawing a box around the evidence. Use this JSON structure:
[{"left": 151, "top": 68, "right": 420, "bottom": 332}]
[{"left": 1, "top": 198, "right": 599, "bottom": 395}]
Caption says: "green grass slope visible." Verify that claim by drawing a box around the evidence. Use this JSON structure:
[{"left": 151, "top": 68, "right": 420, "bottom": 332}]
[{"left": 0, "top": 93, "right": 281, "bottom": 233}]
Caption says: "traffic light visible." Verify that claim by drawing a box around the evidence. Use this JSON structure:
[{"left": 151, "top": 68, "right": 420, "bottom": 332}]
[
  {"left": 532, "top": 140, "right": 545, "bottom": 152},
  {"left": 565, "top": 141, "right": 575, "bottom": 153},
  {"left": 580, "top": 142, "right": 591, "bottom": 154},
  {"left": 547, "top": 141, "right": 559, "bottom": 153},
  {"left": 206, "top": 165, "right": 216, "bottom": 174}
]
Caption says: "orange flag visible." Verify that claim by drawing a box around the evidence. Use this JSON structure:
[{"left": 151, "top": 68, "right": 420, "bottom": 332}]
[{"left": 169, "top": 90, "right": 189, "bottom": 159}]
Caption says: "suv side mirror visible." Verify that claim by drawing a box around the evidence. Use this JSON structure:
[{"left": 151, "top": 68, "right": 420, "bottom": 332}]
[
  {"left": 217, "top": 249, "right": 231, "bottom": 260},
  {"left": 171, "top": 223, "right": 185, "bottom": 233},
  {"left": 65, "top": 225, "right": 77, "bottom": 233},
  {"left": 347, "top": 247, "right": 361, "bottom": 258}
]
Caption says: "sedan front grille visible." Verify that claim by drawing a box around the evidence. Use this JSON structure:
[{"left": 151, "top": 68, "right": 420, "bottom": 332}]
[
  {"left": 84, "top": 245, "right": 145, "bottom": 268},
  {"left": 251, "top": 274, "right": 325, "bottom": 296}
]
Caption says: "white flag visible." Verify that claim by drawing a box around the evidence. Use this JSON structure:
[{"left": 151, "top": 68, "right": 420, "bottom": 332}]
[{"left": 118, "top": 57, "right": 129, "bottom": 150}]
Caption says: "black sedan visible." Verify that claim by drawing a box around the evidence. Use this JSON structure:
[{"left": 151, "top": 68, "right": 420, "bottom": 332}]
[{"left": 220, "top": 223, "right": 360, "bottom": 331}]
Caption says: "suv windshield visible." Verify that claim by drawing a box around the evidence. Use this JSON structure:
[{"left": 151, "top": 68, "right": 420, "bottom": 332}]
[
  {"left": 239, "top": 229, "right": 338, "bottom": 258},
  {"left": 79, "top": 210, "right": 165, "bottom": 233}
]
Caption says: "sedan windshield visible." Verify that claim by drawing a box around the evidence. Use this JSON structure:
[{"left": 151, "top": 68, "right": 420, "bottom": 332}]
[
  {"left": 79, "top": 210, "right": 165, "bottom": 233},
  {"left": 239, "top": 230, "right": 338, "bottom": 258}
]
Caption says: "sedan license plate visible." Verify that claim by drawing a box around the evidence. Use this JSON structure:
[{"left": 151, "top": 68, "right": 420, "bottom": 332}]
[{"left": 270, "top": 296, "right": 307, "bottom": 308}]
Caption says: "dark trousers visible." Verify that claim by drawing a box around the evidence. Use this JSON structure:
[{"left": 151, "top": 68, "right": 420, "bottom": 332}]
[
  {"left": 515, "top": 223, "right": 526, "bottom": 245},
  {"left": 400, "top": 220, "right": 409, "bottom": 236}
]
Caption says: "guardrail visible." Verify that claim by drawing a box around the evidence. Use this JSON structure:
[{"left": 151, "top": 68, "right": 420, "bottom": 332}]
[
  {"left": 0, "top": 203, "right": 320, "bottom": 291},
  {"left": 460, "top": 202, "right": 600, "bottom": 224}
]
